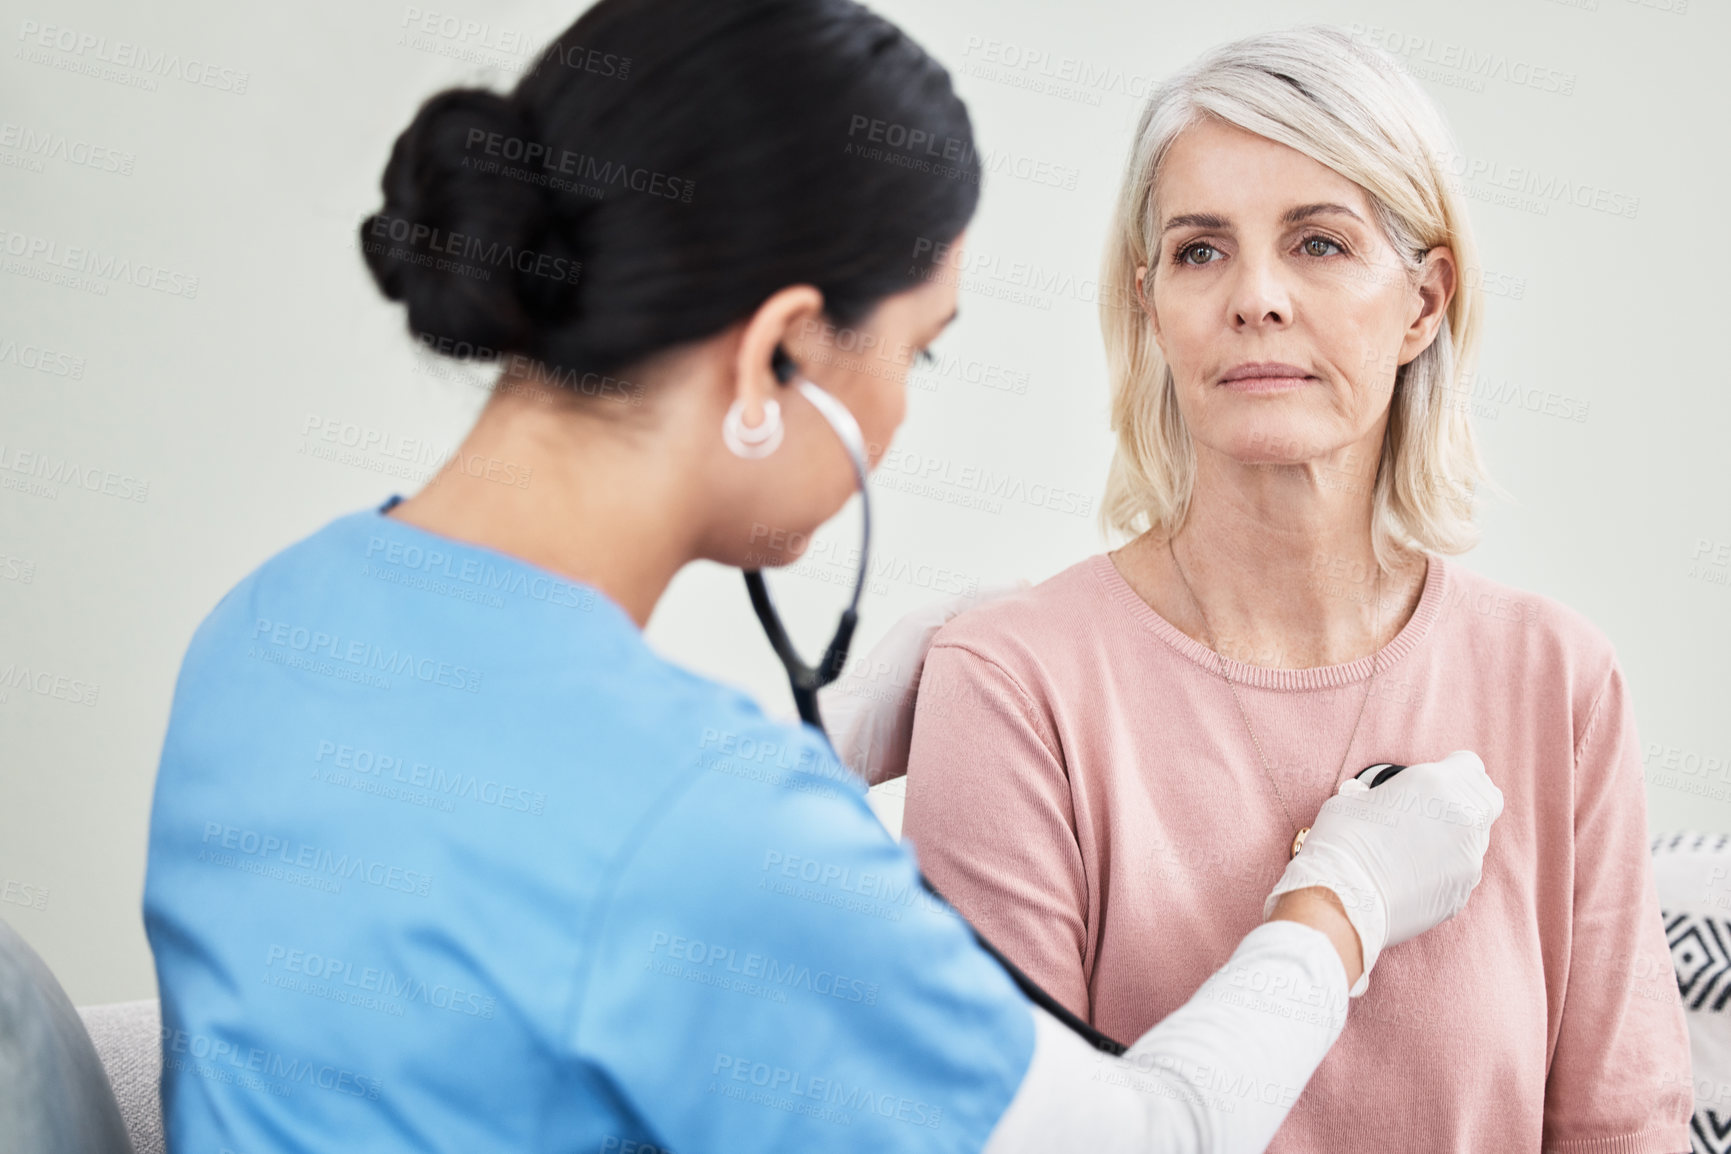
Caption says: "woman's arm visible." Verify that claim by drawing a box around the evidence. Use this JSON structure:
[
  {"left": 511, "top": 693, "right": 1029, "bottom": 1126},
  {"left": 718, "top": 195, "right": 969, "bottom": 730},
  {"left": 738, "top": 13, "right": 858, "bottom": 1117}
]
[
  {"left": 1541, "top": 661, "right": 1693, "bottom": 1153},
  {"left": 819, "top": 583, "right": 1030, "bottom": 787},
  {"left": 904, "top": 640, "right": 1095, "bottom": 1018}
]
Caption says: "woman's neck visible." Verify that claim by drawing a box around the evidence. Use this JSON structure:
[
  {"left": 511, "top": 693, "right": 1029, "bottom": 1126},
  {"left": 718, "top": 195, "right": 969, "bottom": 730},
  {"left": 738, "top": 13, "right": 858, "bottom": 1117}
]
[
  {"left": 386, "top": 373, "right": 700, "bottom": 629},
  {"left": 1112, "top": 439, "right": 1429, "bottom": 670}
]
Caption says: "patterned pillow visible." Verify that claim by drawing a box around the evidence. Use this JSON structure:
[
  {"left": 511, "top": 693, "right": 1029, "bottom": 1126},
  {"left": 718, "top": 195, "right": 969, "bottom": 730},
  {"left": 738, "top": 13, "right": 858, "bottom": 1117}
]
[{"left": 1653, "top": 832, "right": 1731, "bottom": 1154}]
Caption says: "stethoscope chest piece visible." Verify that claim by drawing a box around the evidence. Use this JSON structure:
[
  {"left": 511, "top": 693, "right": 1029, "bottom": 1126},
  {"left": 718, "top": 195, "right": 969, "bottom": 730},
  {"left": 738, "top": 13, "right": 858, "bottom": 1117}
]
[{"left": 1355, "top": 762, "right": 1407, "bottom": 788}]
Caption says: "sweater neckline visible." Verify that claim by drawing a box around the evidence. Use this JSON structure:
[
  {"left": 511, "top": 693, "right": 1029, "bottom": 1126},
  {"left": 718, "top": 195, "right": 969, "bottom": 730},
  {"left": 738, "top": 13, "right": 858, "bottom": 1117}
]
[{"left": 1089, "top": 549, "right": 1448, "bottom": 691}]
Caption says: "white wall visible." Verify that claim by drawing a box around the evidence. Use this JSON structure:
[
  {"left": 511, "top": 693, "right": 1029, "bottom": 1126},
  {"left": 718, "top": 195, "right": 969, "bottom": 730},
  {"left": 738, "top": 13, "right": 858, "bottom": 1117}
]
[{"left": 1, "top": 0, "right": 1725, "bottom": 1004}]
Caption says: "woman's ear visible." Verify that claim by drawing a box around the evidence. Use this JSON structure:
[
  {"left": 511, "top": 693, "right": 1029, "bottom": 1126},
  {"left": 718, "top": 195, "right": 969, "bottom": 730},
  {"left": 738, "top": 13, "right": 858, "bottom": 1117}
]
[
  {"left": 730, "top": 285, "right": 826, "bottom": 425},
  {"left": 1399, "top": 246, "right": 1457, "bottom": 365},
  {"left": 1136, "top": 263, "right": 1166, "bottom": 353}
]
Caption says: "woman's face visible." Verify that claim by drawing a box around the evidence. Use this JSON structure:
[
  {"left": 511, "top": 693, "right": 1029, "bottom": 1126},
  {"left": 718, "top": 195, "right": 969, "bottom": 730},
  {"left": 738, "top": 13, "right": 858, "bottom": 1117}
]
[
  {"left": 1141, "top": 119, "right": 1453, "bottom": 470},
  {"left": 711, "top": 236, "right": 962, "bottom": 571},
  {"left": 798, "top": 245, "right": 963, "bottom": 471}
]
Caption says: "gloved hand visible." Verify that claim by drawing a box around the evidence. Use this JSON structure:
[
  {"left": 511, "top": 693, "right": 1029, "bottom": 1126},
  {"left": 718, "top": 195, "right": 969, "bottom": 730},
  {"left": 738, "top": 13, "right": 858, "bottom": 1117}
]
[
  {"left": 1262, "top": 749, "right": 1504, "bottom": 997},
  {"left": 816, "top": 580, "right": 1028, "bottom": 786}
]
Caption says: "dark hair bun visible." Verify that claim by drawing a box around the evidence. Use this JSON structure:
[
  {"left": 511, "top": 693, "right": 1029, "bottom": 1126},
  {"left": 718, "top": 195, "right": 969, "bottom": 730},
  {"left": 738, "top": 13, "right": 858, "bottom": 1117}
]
[
  {"left": 359, "top": 88, "right": 584, "bottom": 357},
  {"left": 362, "top": 0, "right": 978, "bottom": 382}
]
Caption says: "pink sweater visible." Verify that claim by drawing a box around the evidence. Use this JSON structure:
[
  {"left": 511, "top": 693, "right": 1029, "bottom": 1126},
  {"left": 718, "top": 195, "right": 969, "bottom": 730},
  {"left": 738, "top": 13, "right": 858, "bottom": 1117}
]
[{"left": 903, "top": 552, "right": 1692, "bottom": 1153}]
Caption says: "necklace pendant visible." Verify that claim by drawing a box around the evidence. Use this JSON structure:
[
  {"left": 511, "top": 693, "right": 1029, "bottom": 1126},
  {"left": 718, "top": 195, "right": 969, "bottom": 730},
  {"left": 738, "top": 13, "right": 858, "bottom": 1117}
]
[{"left": 1291, "top": 826, "right": 1310, "bottom": 859}]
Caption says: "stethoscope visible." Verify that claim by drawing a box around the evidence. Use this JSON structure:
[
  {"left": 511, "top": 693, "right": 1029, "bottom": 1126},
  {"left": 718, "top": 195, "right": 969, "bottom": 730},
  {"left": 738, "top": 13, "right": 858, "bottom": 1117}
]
[
  {"left": 745, "top": 347, "right": 1410, "bottom": 1056},
  {"left": 740, "top": 348, "right": 869, "bottom": 735}
]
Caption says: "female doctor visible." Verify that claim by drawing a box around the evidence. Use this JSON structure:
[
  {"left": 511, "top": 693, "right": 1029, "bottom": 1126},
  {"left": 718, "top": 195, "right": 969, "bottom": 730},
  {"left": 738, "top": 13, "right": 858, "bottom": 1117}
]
[{"left": 141, "top": 0, "right": 1503, "bottom": 1151}]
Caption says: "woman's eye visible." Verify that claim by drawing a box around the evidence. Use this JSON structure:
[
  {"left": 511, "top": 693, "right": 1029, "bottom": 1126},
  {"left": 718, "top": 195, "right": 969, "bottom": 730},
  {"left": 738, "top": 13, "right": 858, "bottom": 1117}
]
[
  {"left": 916, "top": 348, "right": 937, "bottom": 366},
  {"left": 1302, "top": 235, "right": 1344, "bottom": 258},
  {"left": 1177, "top": 242, "right": 1221, "bottom": 266}
]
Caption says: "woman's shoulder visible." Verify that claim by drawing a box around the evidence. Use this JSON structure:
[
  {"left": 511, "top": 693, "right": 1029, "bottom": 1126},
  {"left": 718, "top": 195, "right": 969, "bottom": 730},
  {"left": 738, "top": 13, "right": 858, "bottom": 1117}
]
[
  {"left": 926, "top": 554, "right": 1116, "bottom": 675},
  {"left": 1431, "top": 554, "right": 1621, "bottom": 689}
]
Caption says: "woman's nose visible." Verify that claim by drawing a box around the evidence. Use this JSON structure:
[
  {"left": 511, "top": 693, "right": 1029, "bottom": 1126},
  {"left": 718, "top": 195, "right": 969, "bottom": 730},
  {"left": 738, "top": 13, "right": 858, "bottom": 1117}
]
[{"left": 1227, "top": 255, "right": 1293, "bottom": 331}]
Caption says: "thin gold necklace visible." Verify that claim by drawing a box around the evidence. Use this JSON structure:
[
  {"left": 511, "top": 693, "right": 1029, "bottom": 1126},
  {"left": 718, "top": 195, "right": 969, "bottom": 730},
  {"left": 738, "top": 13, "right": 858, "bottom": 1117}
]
[{"left": 1166, "top": 536, "right": 1382, "bottom": 859}]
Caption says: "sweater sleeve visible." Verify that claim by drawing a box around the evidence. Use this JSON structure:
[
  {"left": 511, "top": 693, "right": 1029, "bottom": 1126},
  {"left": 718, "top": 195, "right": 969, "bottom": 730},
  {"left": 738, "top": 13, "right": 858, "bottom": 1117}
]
[
  {"left": 1542, "top": 660, "right": 1693, "bottom": 1154},
  {"left": 903, "top": 641, "right": 1094, "bottom": 1022}
]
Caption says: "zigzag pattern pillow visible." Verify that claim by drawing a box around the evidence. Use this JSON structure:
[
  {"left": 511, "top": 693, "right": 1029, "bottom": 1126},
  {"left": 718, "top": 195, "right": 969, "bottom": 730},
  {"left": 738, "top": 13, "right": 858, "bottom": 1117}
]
[{"left": 1653, "top": 832, "right": 1731, "bottom": 1154}]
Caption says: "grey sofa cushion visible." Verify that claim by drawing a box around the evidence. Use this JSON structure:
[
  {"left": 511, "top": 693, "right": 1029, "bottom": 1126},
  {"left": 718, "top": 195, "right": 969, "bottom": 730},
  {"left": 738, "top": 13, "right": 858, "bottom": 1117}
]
[
  {"left": 78, "top": 1000, "right": 164, "bottom": 1154},
  {"left": 0, "top": 917, "right": 134, "bottom": 1154}
]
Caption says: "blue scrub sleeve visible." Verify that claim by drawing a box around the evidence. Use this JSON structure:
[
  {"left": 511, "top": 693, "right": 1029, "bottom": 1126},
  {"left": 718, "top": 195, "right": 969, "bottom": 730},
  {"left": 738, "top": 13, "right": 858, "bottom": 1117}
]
[{"left": 571, "top": 719, "right": 1036, "bottom": 1154}]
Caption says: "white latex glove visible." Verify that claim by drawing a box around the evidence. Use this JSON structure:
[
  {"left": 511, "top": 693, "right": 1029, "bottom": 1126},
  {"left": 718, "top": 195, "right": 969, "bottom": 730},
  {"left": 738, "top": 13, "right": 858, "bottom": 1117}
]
[
  {"left": 816, "top": 580, "right": 1029, "bottom": 786},
  {"left": 1262, "top": 749, "right": 1504, "bottom": 997}
]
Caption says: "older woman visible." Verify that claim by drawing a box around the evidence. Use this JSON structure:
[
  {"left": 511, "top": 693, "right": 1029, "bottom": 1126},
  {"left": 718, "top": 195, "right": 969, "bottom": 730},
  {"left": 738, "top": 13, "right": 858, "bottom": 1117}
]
[{"left": 901, "top": 26, "right": 1691, "bottom": 1154}]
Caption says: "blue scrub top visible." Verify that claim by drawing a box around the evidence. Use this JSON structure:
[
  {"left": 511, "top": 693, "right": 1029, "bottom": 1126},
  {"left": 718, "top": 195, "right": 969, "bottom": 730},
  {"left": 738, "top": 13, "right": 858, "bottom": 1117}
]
[{"left": 143, "top": 497, "right": 1034, "bottom": 1154}]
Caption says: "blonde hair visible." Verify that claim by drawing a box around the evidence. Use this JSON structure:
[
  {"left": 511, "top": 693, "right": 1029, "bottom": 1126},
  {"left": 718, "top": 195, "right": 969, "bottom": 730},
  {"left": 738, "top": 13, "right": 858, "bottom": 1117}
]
[{"left": 1100, "top": 25, "right": 1489, "bottom": 569}]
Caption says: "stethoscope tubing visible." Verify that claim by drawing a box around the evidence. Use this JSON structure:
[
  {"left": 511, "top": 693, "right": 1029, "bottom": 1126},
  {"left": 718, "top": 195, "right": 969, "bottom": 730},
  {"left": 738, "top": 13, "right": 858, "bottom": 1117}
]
[{"left": 742, "top": 359, "right": 1408, "bottom": 1055}]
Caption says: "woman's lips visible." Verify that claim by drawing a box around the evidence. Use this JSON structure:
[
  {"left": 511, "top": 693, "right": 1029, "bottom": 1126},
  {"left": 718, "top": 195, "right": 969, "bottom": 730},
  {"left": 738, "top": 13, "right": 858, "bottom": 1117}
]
[{"left": 1217, "top": 362, "right": 1315, "bottom": 393}]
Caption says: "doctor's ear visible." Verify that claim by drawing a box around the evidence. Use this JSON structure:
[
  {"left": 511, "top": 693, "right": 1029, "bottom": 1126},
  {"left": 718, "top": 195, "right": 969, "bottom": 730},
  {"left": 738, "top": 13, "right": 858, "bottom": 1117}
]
[{"left": 730, "top": 285, "right": 825, "bottom": 425}]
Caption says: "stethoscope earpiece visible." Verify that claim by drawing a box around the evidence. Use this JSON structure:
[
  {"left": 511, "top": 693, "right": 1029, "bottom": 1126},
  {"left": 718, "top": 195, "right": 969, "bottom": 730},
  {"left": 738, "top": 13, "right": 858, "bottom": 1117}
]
[{"left": 743, "top": 346, "right": 873, "bottom": 733}]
